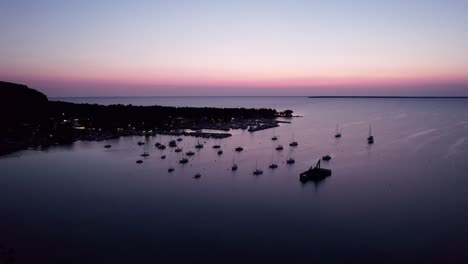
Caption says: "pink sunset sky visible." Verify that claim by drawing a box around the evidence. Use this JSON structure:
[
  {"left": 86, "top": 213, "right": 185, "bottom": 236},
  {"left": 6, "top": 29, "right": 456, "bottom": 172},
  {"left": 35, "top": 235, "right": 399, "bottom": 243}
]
[{"left": 1, "top": 0, "right": 467, "bottom": 96}]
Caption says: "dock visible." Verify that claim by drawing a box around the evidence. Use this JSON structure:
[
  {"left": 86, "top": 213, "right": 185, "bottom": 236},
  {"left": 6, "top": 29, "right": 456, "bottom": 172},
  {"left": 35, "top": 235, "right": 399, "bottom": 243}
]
[{"left": 300, "top": 160, "right": 332, "bottom": 183}]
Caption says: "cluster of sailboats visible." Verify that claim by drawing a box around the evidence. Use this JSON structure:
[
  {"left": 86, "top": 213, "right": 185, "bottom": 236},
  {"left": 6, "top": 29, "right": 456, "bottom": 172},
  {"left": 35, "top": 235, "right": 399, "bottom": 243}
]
[
  {"left": 114, "top": 122, "right": 375, "bottom": 180},
  {"left": 232, "top": 134, "right": 299, "bottom": 175}
]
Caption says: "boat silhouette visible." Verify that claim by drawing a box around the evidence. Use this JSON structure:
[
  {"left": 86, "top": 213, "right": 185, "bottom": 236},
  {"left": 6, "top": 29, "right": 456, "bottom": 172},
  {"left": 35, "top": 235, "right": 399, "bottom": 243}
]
[
  {"left": 235, "top": 146, "right": 243, "bottom": 152},
  {"left": 335, "top": 122, "right": 342, "bottom": 138},
  {"left": 367, "top": 125, "right": 374, "bottom": 144},
  {"left": 300, "top": 159, "right": 332, "bottom": 183}
]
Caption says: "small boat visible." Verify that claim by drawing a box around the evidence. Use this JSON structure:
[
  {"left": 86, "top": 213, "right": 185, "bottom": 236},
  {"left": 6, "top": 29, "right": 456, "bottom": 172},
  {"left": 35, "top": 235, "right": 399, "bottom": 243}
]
[
  {"left": 169, "top": 140, "right": 177, "bottom": 147},
  {"left": 217, "top": 150, "right": 223, "bottom": 155},
  {"left": 300, "top": 159, "right": 332, "bottom": 183},
  {"left": 322, "top": 155, "right": 331, "bottom": 161},
  {"left": 157, "top": 144, "right": 166, "bottom": 150},
  {"left": 179, "top": 158, "right": 189, "bottom": 164},
  {"left": 161, "top": 155, "right": 166, "bottom": 159},
  {"left": 141, "top": 152, "right": 150, "bottom": 157},
  {"left": 276, "top": 145, "right": 284, "bottom": 151},
  {"left": 136, "top": 160, "right": 143, "bottom": 164},
  {"left": 286, "top": 151, "right": 295, "bottom": 164},
  {"left": 231, "top": 156, "right": 238, "bottom": 171},
  {"left": 335, "top": 123, "right": 342, "bottom": 138},
  {"left": 253, "top": 161, "right": 263, "bottom": 175},
  {"left": 177, "top": 138, "right": 183, "bottom": 142},
  {"left": 235, "top": 147, "right": 244, "bottom": 152},
  {"left": 195, "top": 140, "right": 204, "bottom": 149},
  {"left": 137, "top": 141, "right": 145, "bottom": 146},
  {"left": 186, "top": 151, "right": 195, "bottom": 156},
  {"left": 289, "top": 132, "right": 298, "bottom": 146},
  {"left": 194, "top": 173, "right": 201, "bottom": 179},
  {"left": 104, "top": 145, "right": 112, "bottom": 148},
  {"left": 268, "top": 150, "right": 278, "bottom": 169},
  {"left": 271, "top": 136, "right": 278, "bottom": 141},
  {"left": 174, "top": 148, "right": 183, "bottom": 153},
  {"left": 253, "top": 169, "right": 263, "bottom": 175},
  {"left": 213, "top": 144, "right": 221, "bottom": 149},
  {"left": 368, "top": 125, "right": 374, "bottom": 144},
  {"left": 168, "top": 167, "right": 174, "bottom": 172}
]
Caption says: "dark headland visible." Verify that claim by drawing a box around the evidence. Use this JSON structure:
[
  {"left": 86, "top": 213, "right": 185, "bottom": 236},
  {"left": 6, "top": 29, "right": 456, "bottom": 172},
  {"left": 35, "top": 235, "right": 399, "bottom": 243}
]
[{"left": 0, "top": 81, "right": 290, "bottom": 156}]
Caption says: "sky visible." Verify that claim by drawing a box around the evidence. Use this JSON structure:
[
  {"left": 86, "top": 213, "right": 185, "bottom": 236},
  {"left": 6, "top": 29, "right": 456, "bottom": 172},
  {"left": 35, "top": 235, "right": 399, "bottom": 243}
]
[{"left": 1, "top": 0, "right": 468, "bottom": 96}]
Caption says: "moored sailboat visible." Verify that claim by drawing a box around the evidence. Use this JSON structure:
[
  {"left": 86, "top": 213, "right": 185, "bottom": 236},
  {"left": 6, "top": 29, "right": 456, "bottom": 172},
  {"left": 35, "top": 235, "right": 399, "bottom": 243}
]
[
  {"left": 367, "top": 125, "right": 374, "bottom": 144},
  {"left": 335, "top": 122, "right": 342, "bottom": 138}
]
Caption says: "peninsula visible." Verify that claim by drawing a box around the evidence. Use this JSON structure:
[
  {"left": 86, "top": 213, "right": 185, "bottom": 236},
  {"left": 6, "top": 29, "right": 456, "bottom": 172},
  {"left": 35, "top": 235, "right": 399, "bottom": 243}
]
[{"left": 0, "top": 81, "right": 289, "bottom": 156}]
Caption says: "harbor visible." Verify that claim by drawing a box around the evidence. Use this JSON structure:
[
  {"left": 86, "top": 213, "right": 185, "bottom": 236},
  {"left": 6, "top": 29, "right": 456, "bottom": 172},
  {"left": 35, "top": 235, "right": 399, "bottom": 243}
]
[{"left": 2, "top": 96, "right": 467, "bottom": 264}]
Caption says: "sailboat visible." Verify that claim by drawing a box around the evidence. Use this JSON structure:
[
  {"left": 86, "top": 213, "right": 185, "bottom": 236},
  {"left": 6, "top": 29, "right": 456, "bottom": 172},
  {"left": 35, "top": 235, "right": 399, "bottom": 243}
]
[
  {"left": 367, "top": 125, "right": 374, "bottom": 144},
  {"left": 286, "top": 151, "right": 295, "bottom": 164},
  {"left": 289, "top": 131, "right": 298, "bottom": 147},
  {"left": 335, "top": 122, "right": 342, "bottom": 138},
  {"left": 269, "top": 150, "right": 278, "bottom": 169},
  {"left": 167, "top": 158, "right": 174, "bottom": 173},
  {"left": 195, "top": 140, "right": 204, "bottom": 149},
  {"left": 155, "top": 134, "right": 162, "bottom": 147},
  {"left": 271, "top": 127, "right": 278, "bottom": 141},
  {"left": 157, "top": 143, "right": 166, "bottom": 150},
  {"left": 212, "top": 139, "right": 221, "bottom": 149},
  {"left": 253, "top": 161, "right": 263, "bottom": 175},
  {"left": 231, "top": 156, "right": 238, "bottom": 171},
  {"left": 168, "top": 139, "right": 177, "bottom": 147}
]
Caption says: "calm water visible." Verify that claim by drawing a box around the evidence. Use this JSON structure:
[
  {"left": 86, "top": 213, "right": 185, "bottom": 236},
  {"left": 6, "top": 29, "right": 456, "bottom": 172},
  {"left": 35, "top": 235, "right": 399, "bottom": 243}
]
[{"left": 2, "top": 97, "right": 468, "bottom": 263}]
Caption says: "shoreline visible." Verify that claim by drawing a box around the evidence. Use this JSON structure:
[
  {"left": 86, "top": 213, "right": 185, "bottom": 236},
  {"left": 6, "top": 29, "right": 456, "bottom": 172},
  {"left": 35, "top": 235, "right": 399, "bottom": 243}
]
[{"left": 1, "top": 81, "right": 295, "bottom": 157}]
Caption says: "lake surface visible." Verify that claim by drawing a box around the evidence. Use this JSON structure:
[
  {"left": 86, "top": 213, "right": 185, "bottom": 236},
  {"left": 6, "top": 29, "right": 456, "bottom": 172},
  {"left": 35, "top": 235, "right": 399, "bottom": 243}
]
[{"left": 2, "top": 97, "right": 468, "bottom": 263}]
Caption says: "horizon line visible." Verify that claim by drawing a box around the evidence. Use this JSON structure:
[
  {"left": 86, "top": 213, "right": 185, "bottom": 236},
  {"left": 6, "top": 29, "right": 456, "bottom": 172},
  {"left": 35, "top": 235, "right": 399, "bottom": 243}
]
[{"left": 48, "top": 95, "right": 468, "bottom": 99}]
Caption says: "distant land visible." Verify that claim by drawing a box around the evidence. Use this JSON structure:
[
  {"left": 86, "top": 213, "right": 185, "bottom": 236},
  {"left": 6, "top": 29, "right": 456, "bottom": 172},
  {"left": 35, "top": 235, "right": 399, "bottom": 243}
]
[{"left": 309, "top": 96, "right": 468, "bottom": 99}]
